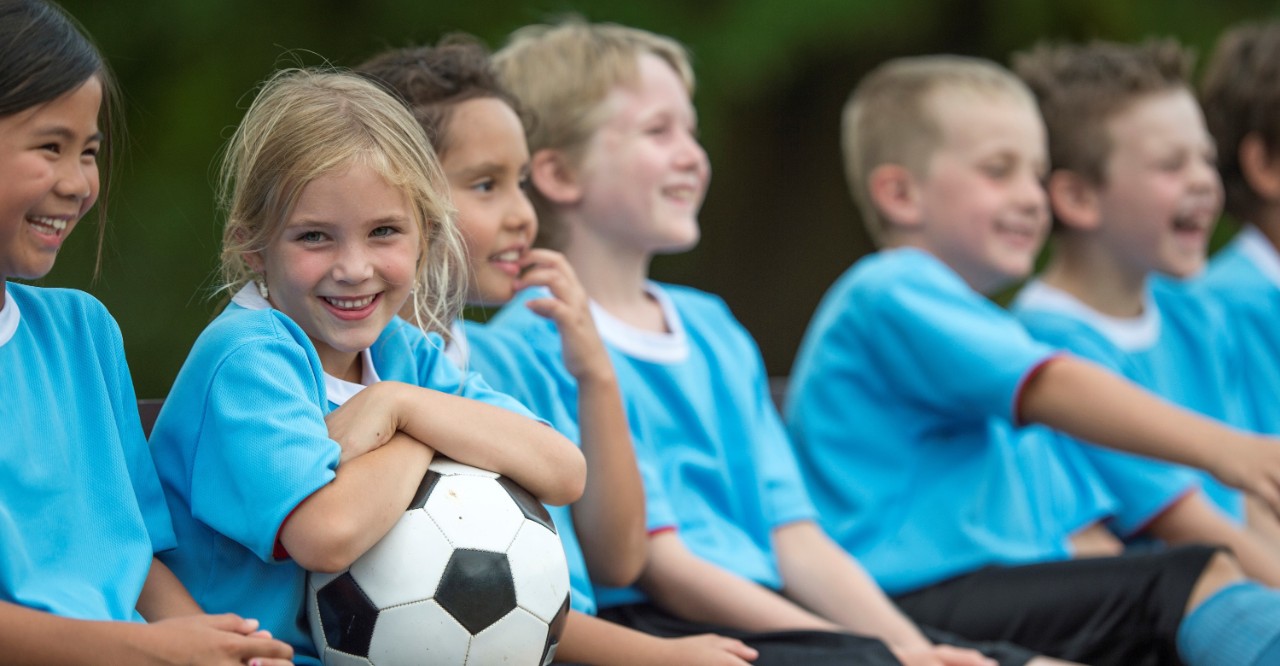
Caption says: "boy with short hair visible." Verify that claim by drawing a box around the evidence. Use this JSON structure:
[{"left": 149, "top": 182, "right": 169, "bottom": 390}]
[
  {"left": 1007, "top": 39, "right": 1280, "bottom": 585},
  {"left": 786, "top": 53, "right": 1280, "bottom": 665},
  {"left": 1199, "top": 23, "right": 1280, "bottom": 437},
  {"left": 481, "top": 18, "right": 1051, "bottom": 666}
]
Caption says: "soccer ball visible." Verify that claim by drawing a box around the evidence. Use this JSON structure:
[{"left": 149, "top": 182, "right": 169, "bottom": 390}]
[{"left": 306, "top": 458, "right": 571, "bottom": 665}]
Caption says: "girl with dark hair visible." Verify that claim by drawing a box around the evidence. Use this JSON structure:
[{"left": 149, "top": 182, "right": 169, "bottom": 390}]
[{"left": 0, "top": 1, "right": 293, "bottom": 663}]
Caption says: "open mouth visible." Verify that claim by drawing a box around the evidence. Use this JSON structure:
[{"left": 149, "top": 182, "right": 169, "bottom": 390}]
[{"left": 27, "top": 216, "right": 69, "bottom": 237}]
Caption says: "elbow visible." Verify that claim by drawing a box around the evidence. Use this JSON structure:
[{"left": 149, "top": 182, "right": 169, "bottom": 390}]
[
  {"left": 591, "top": 546, "right": 647, "bottom": 588},
  {"left": 542, "top": 445, "right": 587, "bottom": 507},
  {"left": 284, "top": 521, "right": 366, "bottom": 574}
]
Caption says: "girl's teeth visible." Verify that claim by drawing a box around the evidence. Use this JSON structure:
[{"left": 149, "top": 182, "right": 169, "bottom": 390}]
[
  {"left": 493, "top": 251, "right": 520, "bottom": 262},
  {"left": 325, "top": 295, "right": 375, "bottom": 310},
  {"left": 29, "top": 217, "right": 68, "bottom": 233}
]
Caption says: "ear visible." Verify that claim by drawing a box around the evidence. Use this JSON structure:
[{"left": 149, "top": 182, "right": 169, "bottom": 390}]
[
  {"left": 529, "top": 149, "right": 583, "bottom": 205},
  {"left": 867, "top": 164, "right": 923, "bottom": 229},
  {"left": 1240, "top": 132, "right": 1280, "bottom": 201},
  {"left": 243, "top": 250, "right": 264, "bottom": 275},
  {"left": 1045, "top": 169, "right": 1101, "bottom": 231}
]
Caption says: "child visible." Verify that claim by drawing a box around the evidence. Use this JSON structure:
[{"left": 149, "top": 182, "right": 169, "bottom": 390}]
[
  {"left": 484, "top": 18, "right": 1069, "bottom": 666},
  {"left": 147, "top": 68, "right": 585, "bottom": 664},
  {"left": 1008, "top": 39, "right": 1280, "bottom": 585},
  {"left": 0, "top": 1, "right": 293, "bottom": 664},
  {"left": 355, "top": 38, "right": 758, "bottom": 664},
  {"left": 1198, "top": 21, "right": 1280, "bottom": 550},
  {"left": 786, "top": 54, "right": 1280, "bottom": 665}
]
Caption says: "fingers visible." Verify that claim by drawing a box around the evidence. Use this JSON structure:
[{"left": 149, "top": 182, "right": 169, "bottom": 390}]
[
  {"left": 931, "top": 645, "right": 997, "bottom": 666},
  {"left": 235, "top": 634, "right": 294, "bottom": 661},
  {"left": 723, "top": 638, "right": 759, "bottom": 661}
]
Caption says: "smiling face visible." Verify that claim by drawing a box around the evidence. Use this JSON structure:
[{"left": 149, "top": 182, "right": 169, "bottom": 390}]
[
  {"left": 441, "top": 97, "right": 536, "bottom": 305},
  {"left": 0, "top": 77, "right": 102, "bottom": 291},
  {"left": 912, "top": 89, "right": 1050, "bottom": 293},
  {"left": 571, "top": 53, "right": 710, "bottom": 257},
  {"left": 252, "top": 160, "right": 420, "bottom": 380},
  {"left": 1091, "top": 87, "right": 1223, "bottom": 280}
]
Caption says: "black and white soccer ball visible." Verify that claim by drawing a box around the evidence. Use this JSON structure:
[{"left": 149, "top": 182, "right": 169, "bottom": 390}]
[{"left": 306, "top": 458, "right": 571, "bottom": 665}]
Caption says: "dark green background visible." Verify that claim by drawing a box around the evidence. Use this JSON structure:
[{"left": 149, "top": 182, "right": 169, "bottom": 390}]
[{"left": 37, "top": 0, "right": 1280, "bottom": 397}]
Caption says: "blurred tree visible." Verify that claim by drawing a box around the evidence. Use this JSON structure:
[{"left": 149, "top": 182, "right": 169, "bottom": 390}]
[{"left": 41, "top": 0, "right": 1280, "bottom": 396}]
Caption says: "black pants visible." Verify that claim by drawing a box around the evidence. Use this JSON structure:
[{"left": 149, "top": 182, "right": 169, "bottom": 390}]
[
  {"left": 598, "top": 602, "right": 1039, "bottom": 666},
  {"left": 894, "top": 544, "right": 1219, "bottom": 666}
]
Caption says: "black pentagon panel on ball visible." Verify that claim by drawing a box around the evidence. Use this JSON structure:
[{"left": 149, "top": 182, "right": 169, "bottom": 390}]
[
  {"left": 497, "top": 476, "right": 555, "bottom": 533},
  {"left": 315, "top": 572, "right": 379, "bottom": 658},
  {"left": 407, "top": 469, "right": 443, "bottom": 511},
  {"left": 540, "top": 596, "right": 572, "bottom": 666},
  {"left": 435, "top": 548, "right": 517, "bottom": 634}
]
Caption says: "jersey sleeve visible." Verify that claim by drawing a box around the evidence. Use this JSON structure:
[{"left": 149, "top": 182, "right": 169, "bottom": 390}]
[
  {"left": 189, "top": 329, "right": 340, "bottom": 562},
  {"left": 863, "top": 260, "right": 1057, "bottom": 422},
  {"left": 96, "top": 305, "right": 176, "bottom": 554}
]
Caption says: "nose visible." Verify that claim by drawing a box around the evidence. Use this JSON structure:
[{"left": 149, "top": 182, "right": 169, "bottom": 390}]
[
  {"left": 332, "top": 240, "right": 375, "bottom": 284},
  {"left": 1016, "top": 170, "right": 1049, "bottom": 216},
  {"left": 673, "top": 128, "right": 709, "bottom": 175},
  {"left": 53, "top": 157, "right": 96, "bottom": 202},
  {"left": 504, "top": 188, "right": 537, "bottom": 241}
]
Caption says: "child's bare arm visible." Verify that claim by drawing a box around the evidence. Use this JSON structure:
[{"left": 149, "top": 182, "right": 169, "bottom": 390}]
[
  {"left": 517, "top": 248, "right": 647, "bottom": 585},
  {"left": 1022, "top": 356, "right": 1280, "bottom": 515},
  {"left": 279, "top": 432, "right": 434, "bottom": 572},
  {"left": 1067, "top": 523, "right": 1124, "bottom": 558},
  {"left": 556, "top": 610, "right": 758, "bottom": 665},
  {"left": 773, "top": 521, "right": 996, "bottom": 666},
  {"left": 0, "top": 600, "right": 294, "bottom": 666},
  {"left": 326, "top": 380, "right": 586, "bottom": 506},
  {"left": 1145, "top": 493, "right": 1280, "bottom": 587}
]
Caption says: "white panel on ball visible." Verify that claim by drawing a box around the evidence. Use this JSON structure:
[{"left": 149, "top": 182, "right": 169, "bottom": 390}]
[
  {"left": 425, "top": 475, "right": 525, "bottom": 550},
  {"left": 368, "top": 600, "right": 472, "bottom": 665},
  {"left": 508, "top": 522, "right": 572, "bottom": 623},
  {"left": 467, "top": 607, "right": 549, "bottom": 666},
  {"left": 350, "top": 510, "right": 452, "bottom": 609}
]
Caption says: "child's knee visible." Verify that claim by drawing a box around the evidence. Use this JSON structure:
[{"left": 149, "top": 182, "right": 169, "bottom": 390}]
[{"left": 1188, "top": 550, "right": 1247, "bottom": 613}]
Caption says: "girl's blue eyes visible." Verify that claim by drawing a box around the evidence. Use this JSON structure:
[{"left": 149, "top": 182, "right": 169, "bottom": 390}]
[{"left": 371, "top": 226, "right": 396, "bottom": 238}]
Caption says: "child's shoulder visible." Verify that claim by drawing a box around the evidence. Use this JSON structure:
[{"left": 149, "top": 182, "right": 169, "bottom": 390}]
[
  {"left": 194, "top": 304, "right": 317, "bottom": 367},
  {"left": 9, "top": 282, "right": 114, "bottom": 326},
  {"left": 820, "top": 248, "right": 983, "bottom": 320}
]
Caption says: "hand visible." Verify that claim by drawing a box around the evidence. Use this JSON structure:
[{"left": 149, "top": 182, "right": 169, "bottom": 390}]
[
  {"left": 655, "top": 633, "right": 759, "bottom": 665},
  {"left": 1214, "top": 434, "right": 1280, "bottom": 519},
  {"left": 324, "top": 382, "right": 404, "bottom": 463},
  {"left": 891, "top": 644, "right": 998, "bottom": 666},
  {"left": 514, "top": 249, "right": 614, "bottom": 383},
  {"left": 139, "top": 614, "right": 294, "bottom": 665}
]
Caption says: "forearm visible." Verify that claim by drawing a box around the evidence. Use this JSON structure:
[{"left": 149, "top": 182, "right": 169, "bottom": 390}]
[
  {"left": 1023, "top": 357, "right": 1236, "bottom": 471},
  {"left": 555, "top": 611, "right": 663, "bottom": 665},
  {"left": 773, "top": 521, "right": 929, "bottom": 650},
  {"left": 281, "top": 432, "right": 434, "bottom": 572},
  {"left": 571, "top": 372, "right": 647, "bottom": 586},
  {"left": 639, "top": 531, "right": 835, "bottom": 632},
  {"left": 135, "top": 559, "right": 202, "bottom": 621},
  {"left": 1247, "top": 496, "right": 1280, "bottom": 553},
  {"left": 385, "top": 382, "right": 586, "bottom": 505},
  {"left": 0, "top": 601, "right": 154, "bottom": 665},
  {"left": 1147, "top": 493, "right": 1280, "bottom": 588},
  {"left": 1067, "top": 522, "right": 1124, "bottom": 558}
]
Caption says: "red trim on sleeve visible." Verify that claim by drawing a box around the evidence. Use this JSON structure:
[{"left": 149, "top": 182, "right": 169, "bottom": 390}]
[
  {"left": 1125, "top": 486, "right": 1199, "bottom": 538},
  {"left": 272, "top": 505, "right": 302, "bottom": 561},
  {"left": 1013, "top": 353, "right": 1065, "bottom": 426},
  {"left": 647, "top": 525, "right": 677, "bottom": 537}
]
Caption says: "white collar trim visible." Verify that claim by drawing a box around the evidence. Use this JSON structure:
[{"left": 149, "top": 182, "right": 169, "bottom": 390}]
[
  {"left": 230, "top": 283, "right": 379, "bottom": 404},
  {"left": 1237, "top": 225, "right": 1280, "bottom": 290},
  {"left": 591, "top": 282, "right": 689, "bottom": 363},
  {"left": 0, "top": 285, "right": 19, "bottom": 348},
  {"left": 445, "top": 319, "right": 469, "bottom": 368},
  {"left": 1015, "top": 279, "right": 1161, "bottom": 352}
]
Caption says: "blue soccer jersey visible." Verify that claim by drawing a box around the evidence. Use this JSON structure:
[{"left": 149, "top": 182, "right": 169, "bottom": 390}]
[
  {"left": 152, "top": 286, "right": 539, "bottom": 663},
  {"left": 1199, "top": 226, "right": 1280, "bottom": 436},
  {"left": 786, "top": 249, "right": 1097, "bottom": 595},
  {"left": 1014, "top": 277, "right": 1247, "bottom": 532},
  {"left": 488, "top": 282, "right": 817, "bottom": 608},
  {"left": 0, "top": 283, "right": 174, "bottom": 622}
]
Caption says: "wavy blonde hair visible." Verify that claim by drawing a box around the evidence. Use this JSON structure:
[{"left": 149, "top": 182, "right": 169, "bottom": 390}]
[{"left": 217, "top": 68, "right": 467, "bottom": 340}]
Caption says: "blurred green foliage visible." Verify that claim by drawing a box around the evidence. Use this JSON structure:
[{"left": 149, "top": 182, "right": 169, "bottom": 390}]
[{"left": 35, "top": 0, "right": 1280, "bottom": 396}]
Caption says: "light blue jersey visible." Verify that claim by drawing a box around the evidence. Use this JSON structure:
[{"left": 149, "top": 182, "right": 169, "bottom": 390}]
[
  {"left": 1014, "top": 278, "right": 1247, "bottom": 533},
  {"left": 786, "top": 249, "right": 1108, "bottom": 595},
  {"left": 152, "top": 286, "right": 538, "bottom": 663},
  {"left": 488, "top": 283, "right": 816, "bottom": 608},
  {"left": 0, "top": 283, "right": 174, "bottom": 622},
  {"left": 458, "top": 319, "right": 603, "bottom": 616},
  {"left": 1199, "top": 226, "right": 1280, "bottom": 436}
]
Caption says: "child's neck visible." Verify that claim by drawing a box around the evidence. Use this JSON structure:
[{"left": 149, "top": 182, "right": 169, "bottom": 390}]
[
  {"left": 1253, "top": 207, "right": 1280, "bottom": 255},
  {"left": 563, "top": 230, "right": 669, "bottom": 333},
  {"left": 1039, "top": 239, "right": 1148, "bottom": 318}
]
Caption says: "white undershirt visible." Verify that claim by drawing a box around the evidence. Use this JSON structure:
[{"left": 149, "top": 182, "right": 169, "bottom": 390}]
[
  {"left": 1014, "top": 279, "right": 1161, "bottom": 353},
  {"left": 589, "top": 282, "right": 689, "bottom": 363}
]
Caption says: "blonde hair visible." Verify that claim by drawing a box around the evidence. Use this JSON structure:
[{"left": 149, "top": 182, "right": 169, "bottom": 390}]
[
  {"left": 493, "top": 17, "right": 694, "bottom": 248},
  {"left": 842, "top": 55, "right": 1035, "bottom": 246},
  {"left": 217, "top": 68, "right": 467, "bottom": 340}
]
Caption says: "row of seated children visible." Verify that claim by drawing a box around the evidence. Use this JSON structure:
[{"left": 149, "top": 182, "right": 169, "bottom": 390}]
[{"left": 9, "top": 0, "right": 1280, "bottom": 662}]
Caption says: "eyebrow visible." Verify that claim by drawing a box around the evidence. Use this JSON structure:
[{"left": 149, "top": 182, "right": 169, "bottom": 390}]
[
  {"left": 33, "top": 126, "right": 103, "bottom": 143},
  {"left": 451, "top": 161, "right": 523, "bottom": 180}
]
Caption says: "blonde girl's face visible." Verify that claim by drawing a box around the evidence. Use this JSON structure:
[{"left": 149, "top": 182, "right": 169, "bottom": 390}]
[
  {"left": 441, "top": 97, "right": 536, "bottom": 305},
  {"left": 252, "top": 160, "right": 421, "bottom": 381},
  {"left": 0, "top": 77, "right": 102, "bottom": 287}
]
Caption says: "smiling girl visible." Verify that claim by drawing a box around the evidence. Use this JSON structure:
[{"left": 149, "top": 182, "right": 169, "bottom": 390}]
[{"left": 147, "top": 68, "right": 584, "bottom": 664}]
